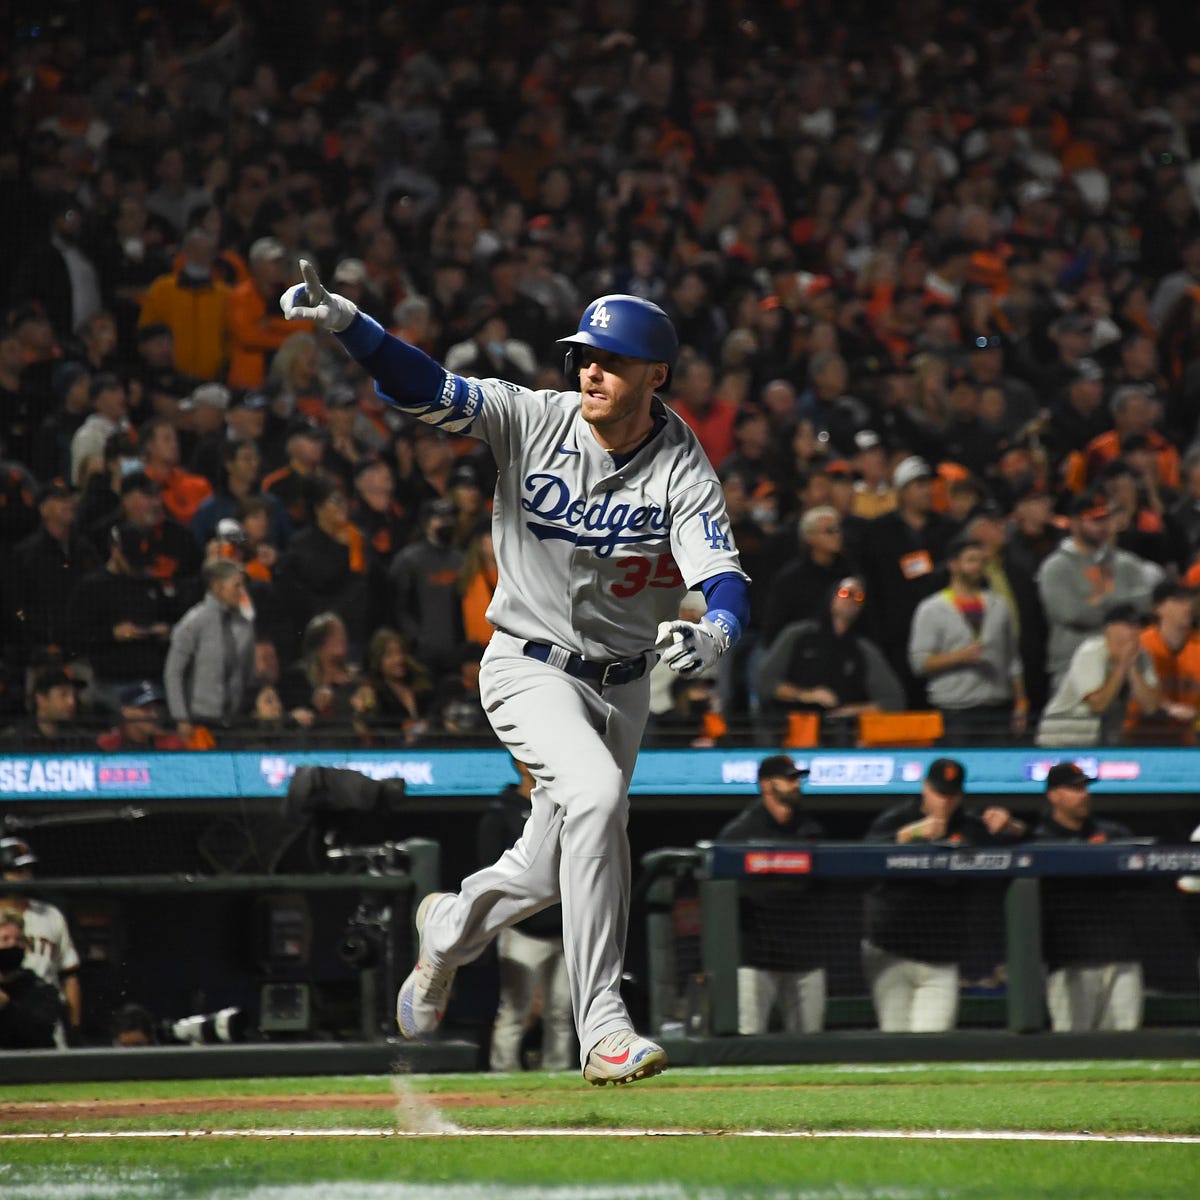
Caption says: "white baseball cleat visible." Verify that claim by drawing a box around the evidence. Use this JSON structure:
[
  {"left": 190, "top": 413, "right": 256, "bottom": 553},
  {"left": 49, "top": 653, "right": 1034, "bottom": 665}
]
[
  {"left": 395, "top": 892, "right": 456, "bottom": 1039},
  {"left": 582, "top": 1030, "right": 668, "bottom": 1086}
]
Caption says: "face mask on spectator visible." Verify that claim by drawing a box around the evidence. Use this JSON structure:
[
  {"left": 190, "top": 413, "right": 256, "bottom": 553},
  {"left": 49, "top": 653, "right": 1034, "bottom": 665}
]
[{"left": 0, "top": 945, "right": 25, "bottom": 973}]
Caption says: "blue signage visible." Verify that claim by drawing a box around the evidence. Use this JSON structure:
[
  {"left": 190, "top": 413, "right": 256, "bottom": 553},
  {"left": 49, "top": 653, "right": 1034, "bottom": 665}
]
[{"left": 0, "top": 747, "right": 1195, "bottom": 803}]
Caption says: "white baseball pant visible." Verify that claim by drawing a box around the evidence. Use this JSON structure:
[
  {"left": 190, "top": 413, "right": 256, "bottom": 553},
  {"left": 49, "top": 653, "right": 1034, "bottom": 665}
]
[
  {"left": 1046, "top": 962, "right": 1143, "bottom": 1032},
  {"left": 862, "top": 940, "right": 960, "bottom": 1032},
  {"left": 736, "top": 966, "right": 827, "bottom": 1034},
  {"left": 418, "top": 630, "right": 650, "bottom": 1065},
  {"left": 489, "top": 926, "right": 574, "bottom": 1071}
]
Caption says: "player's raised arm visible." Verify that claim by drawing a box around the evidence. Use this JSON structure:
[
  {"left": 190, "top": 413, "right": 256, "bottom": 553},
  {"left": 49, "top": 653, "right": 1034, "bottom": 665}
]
[{"left": 281, "top": 259, "right": 484, "bottom": 437}]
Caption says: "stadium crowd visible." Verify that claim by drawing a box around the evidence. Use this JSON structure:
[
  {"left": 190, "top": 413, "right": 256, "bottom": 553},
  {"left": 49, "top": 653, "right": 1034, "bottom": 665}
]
[{"left": 1, "top": 0, "right": 1200, "bottom": 752}]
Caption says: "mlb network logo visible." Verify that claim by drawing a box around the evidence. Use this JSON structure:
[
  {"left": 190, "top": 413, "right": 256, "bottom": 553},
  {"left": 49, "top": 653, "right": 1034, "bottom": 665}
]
[{"left": 260, "top": 757, "right": 297, "bottom": 788}]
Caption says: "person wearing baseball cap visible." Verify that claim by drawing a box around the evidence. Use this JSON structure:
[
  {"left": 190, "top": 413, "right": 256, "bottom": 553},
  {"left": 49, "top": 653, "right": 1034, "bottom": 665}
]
[
  {"left": 849, "top": 430, "right": 895, "bottom": 519},
  {"left": 857, "top": 453, "right": 955, "bottom": 706},
  {"left": 1036, "top": 601, "right": 1162, "bottom": 747},
  {"left": 9, "top": 474, "right": 101, "bottom": 664},
  {"left": 713, "top": 755, "right": 829, "bottom": 1034},
  {"left": 0, "top": 667, "right": 86, "bottom": 749},
  {"left": 0, "top": 836, "right": 82, "bottom": 1043},
  {"left": 1033, "top": 763, "right": 1143, "bottom": 1032},
  {"left": 227, "top": 236, "right": 309, "bottom": 390},
  {"left": 861, "top": 757, "right": 1026, "bottom": 1033},
  {"left": 97, "top": 680, "right": 187, "bottom": 751},
  {"left": 1036, "top": 489, "right": 1164, "bottom": 688}
]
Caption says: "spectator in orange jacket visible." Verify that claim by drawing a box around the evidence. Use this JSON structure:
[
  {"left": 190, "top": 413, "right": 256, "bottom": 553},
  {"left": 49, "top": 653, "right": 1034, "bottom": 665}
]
[
  {"left": 1070, "top": 384, "right": 1180, "bottom": 493},
  {"left": 459, "top": 524, "right": 497, "bottom": 646},
  {"left": 1127, "top": 580, "right": 1200, "bottom": 742},
  {"left": 138, "top": 415, "right": 212, "bottom": 526},
  {"left": 226, "top": 238, "right": 311, "bottom": 389},
  {"left": 137, "top": 227, "right": 228, "bottom": 380}
]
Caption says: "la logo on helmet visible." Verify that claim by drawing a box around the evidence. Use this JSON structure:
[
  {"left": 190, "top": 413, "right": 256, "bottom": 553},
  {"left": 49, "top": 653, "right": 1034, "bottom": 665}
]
[{"left": 589, "top": 305, "right": 611, "bottom": 328}]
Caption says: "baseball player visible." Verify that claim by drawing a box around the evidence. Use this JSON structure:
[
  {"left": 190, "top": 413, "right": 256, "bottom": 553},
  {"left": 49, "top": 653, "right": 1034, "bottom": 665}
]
[
  {"left": 861, "top": 759, "right": 1025, "bottom": 1032},
  {"left": 1034, "top": 762, "right": 1144, "bottom": 1032},
  {"left": 0, "top": 836, "right": 81, "bottom": 1043},
  {"left": 713, "top": 755, "right": 829, "bottom": 1035},
  {"left": 283, "top": 263, "right": 749, "bottom": 1084}
]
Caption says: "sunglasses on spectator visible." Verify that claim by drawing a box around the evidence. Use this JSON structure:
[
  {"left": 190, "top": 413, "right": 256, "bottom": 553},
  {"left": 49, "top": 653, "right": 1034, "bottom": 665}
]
[{"left": 835, "top": 586, "right": 865, "bottom": 603}]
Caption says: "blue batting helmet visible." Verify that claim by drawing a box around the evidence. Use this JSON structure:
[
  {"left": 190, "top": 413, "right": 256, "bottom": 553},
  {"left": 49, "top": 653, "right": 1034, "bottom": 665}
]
[{"left": 557, "top": 295, "right": 679, "bottom": 385}]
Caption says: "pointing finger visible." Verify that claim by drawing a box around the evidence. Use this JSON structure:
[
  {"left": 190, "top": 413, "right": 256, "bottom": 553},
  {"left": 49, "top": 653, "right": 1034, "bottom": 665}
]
[{"left": 299, "top": 259, "right": 324, "bottom": 298}]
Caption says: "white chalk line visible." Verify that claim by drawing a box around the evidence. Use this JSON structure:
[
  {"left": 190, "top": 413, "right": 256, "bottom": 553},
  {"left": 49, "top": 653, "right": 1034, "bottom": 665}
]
[{"left": 2, "top": 1127, "right": 1199, "bottom": 1144}]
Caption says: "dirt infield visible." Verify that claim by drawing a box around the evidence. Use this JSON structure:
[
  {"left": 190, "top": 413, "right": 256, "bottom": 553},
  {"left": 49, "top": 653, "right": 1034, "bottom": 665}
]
[{"left": 0, "top": 1092, "right": 523, "bottom": 1122}]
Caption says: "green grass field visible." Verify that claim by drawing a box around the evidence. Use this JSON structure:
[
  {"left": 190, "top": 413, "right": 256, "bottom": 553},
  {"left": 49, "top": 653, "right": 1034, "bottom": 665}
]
[{"left": 3, "top": 1061, "right": 1199, "bottom": 1199}]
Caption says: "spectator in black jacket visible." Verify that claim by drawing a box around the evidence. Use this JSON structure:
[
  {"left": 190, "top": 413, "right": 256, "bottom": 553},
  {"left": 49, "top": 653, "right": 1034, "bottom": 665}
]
[
  {"left": 757, "top": 576, "right": 905, "bottom": 745},
  {"left": 1, "top": 667, "right": 88, "bottom": 749},
  {"left": 8, "top": 477, "right": 100, "bottom": 669},
  {"left": 862, "top": 758, "right": 1026, "bottom": 1032},
  {"left": 1033, "top": 762, "right": 1144, "bottom": 1032},
  {"left": 388, "top": 498, "right": 466, "bottom": 679},
  {"left": 274, "top": 475, "right": 380, "bottom": 663},
  {"left": 87, "top": 470, "right": 201, "bottom": 605},
  {"left": 351, "top": 458, "right": 412, "bottom": 561},
  {"left": 1002, "top": 480, "right": 1060, "bottom": 716},
  {"left": 64, "top": 522, "right": 177, "bottom": 710},
  {"left": 0, "top": 911, "right": 62, "bottom": 1049},
  {"left": 761, "top": 506, "right": 857, "bottom": 644},
  {"left": 858, "top": 456, "right": 955, "bottom": 706},
  {"left": 714, "top": 755, "right": 829, "bottom": 1035},
  {"left": 277, "top": 612, "right": 358, "bottom": 728},
  {"left": 477, "top": 758, "right": 572, "bottom": 1072}
]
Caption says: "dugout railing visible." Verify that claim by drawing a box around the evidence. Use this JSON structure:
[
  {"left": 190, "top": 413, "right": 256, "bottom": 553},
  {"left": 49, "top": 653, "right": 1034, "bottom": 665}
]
[{"left": 642, "top": 842, "right": 1200, "bottom": 1040}]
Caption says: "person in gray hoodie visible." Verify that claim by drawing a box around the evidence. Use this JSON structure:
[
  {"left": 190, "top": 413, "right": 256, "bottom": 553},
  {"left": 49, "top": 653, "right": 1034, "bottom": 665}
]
[
  {"left": 909, "top": 534, "right": 1026, "bottom": 744},
  {"left": 1035, "top": 492, "right": 1161, "bottom": 689}
]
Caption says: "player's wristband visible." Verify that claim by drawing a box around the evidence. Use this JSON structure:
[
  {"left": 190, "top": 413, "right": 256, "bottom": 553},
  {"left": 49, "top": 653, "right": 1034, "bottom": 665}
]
[
  {"left": 704, "top": 608, "right": 741, "bottom": 648},
  {"left": 336, "top": 312, "right": 387, "bottom": 360}
]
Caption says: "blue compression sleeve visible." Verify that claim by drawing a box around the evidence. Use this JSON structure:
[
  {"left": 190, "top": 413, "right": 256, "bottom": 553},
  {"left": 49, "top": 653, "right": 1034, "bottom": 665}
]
[
  {"left": 700, "top": 571, "right": 750, "bottom": 645},
  {"left": 336, "top": 313, "right": 483, "bottom": 431},
  {"left": 337, "top": 314, "right": 442, "bottom": 403}
]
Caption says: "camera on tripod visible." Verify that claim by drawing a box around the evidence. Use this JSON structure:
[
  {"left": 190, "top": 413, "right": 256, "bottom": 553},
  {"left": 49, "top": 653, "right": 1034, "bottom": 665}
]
[
  {"left": 326, "top": 837, "right": 408, "bottom": 970},
  {"left": 277, "top": 766, "right": 432, "bottom": 1041}
]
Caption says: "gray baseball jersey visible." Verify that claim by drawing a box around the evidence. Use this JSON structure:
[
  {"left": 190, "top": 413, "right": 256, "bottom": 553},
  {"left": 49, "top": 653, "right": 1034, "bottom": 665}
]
[
  {"left": 383, "top": 376, "right": 747, "bottom": 658},
  {"left": 345, "top": 317, "right": 747, "bottom": 1068}
]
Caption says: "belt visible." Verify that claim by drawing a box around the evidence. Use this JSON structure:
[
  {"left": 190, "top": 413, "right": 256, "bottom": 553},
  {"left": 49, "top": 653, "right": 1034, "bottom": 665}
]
[{"left": 523, "top": 641, "right": 648, "bottom": 688}]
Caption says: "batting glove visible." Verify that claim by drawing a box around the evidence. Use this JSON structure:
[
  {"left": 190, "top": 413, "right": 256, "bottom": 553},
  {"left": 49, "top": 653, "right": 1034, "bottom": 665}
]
[
  {"left": 655, "top": 615, "right": 732, "bottom": 675},
  {"left": 280, "top": 259, "right": 358, "bottom": 333}
]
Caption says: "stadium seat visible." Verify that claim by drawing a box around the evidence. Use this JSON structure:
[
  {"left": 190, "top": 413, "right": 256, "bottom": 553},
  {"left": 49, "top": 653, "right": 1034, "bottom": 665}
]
[{"left": 857, "top": 710, "right": 944, "bottom": 748}]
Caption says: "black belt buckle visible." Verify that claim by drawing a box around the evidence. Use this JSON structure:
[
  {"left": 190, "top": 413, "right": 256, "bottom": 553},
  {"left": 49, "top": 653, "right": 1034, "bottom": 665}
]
[
  {"left": 600, "top": 656, "right": 642, "bottom": 687},
  {"left": 600, "top": 660, "right": 624, "bottom": 688}
]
